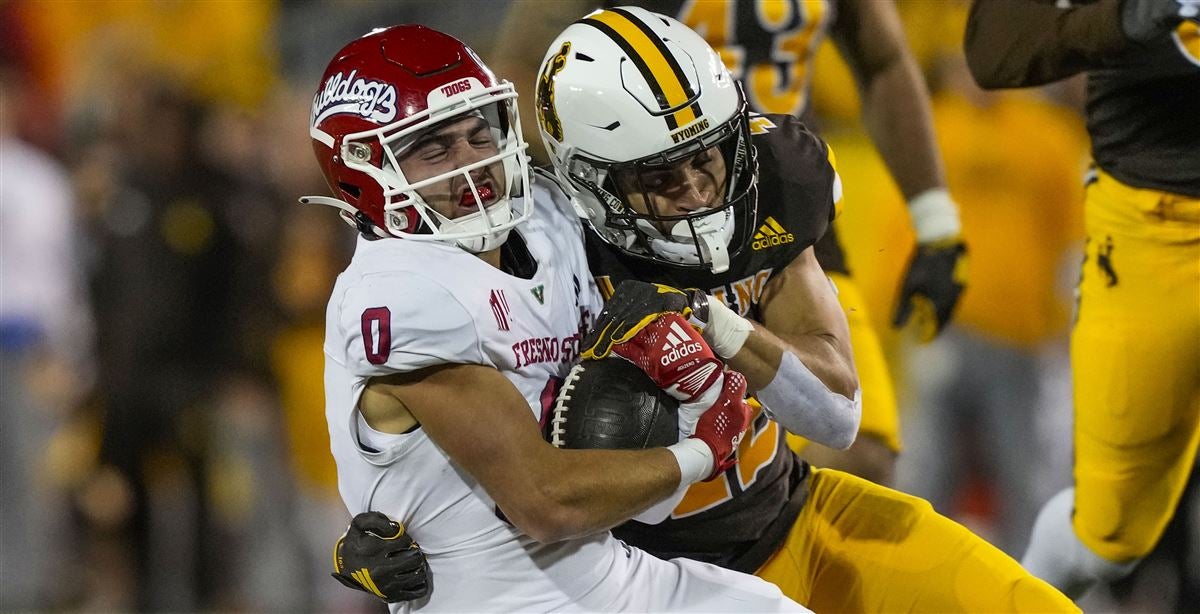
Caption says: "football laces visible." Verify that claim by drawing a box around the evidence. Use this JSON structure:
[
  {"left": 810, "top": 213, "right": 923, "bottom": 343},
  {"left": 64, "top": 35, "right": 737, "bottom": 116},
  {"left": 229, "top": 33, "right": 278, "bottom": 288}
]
[{"left": 549, "top": 362, "right": 587, "bottom": 448}]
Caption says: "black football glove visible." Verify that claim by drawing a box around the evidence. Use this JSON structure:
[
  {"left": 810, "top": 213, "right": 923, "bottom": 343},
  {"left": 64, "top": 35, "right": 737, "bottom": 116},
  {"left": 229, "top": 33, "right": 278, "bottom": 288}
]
[
  {"left": 892, "top": 239, "right": 968, "bottom": 343},
  {"left": 332, "top": 511, "right": 430, "bottom": 603},
  {"left": 1121, "top": 0, "right": 1199, "bottom": 43},
  {"left": 581, "top": 280, "right": 705, "bottom": 360}
]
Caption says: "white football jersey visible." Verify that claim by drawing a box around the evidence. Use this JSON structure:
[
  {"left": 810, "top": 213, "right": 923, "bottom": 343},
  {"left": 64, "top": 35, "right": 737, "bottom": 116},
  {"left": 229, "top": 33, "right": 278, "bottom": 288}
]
[{"left": 324, "top": 174, "right": 804, "bottom": 612}]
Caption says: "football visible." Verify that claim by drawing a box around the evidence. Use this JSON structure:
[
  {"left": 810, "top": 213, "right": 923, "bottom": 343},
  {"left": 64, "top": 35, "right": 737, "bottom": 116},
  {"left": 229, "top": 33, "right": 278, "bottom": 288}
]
[{"left": 548, "top": 357, "right": 680, "bottom": 450}]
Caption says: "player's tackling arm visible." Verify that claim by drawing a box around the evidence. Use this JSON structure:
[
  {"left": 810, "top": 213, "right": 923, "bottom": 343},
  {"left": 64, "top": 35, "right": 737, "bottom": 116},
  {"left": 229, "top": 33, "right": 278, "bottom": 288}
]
[
  {"left": 714, "top": 247, "right": 861, "bottom": 449},
  {"left": 362, "top": 363, "right": 681, "bottom": 544}
]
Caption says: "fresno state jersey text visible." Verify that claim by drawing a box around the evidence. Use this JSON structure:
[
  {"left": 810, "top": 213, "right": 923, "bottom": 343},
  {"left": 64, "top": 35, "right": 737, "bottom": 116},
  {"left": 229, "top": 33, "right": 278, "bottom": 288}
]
[{"left": 512, "top": 333, "right": 581, "bottom": 368}]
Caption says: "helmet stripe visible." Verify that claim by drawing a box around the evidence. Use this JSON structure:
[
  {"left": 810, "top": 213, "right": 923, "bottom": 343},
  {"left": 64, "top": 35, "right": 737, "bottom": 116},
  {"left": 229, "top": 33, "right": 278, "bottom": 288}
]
[{"left": 580, "top": 9, "right": 701, "bottom": 130}]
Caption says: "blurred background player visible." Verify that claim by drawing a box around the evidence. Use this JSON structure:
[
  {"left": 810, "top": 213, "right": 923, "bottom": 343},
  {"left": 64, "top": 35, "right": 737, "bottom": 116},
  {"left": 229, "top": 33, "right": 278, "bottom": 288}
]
[
  {"left": 963, "top": 0, "right": 1200, "bottom": 601},
  {"left": 491, "top": 0, "right": 971, "bottom": 486},
  {"left": 895, "top": 46, "right": 1090, "bottom": 556},
  {"left": 0, "top": 33, "right": 95, "bottom": 610}
]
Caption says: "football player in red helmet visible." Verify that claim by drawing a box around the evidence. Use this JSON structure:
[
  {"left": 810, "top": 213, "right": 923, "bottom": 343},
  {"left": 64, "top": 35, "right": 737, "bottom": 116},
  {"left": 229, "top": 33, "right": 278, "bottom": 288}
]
[{"left": 302, "top": 24, "right": 531, "bottom": 255}]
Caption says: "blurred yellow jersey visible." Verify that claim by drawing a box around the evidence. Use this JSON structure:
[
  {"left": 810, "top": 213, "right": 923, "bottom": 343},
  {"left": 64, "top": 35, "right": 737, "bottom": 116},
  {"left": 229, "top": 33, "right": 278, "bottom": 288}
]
[
  {"left": 934, "top": 91, "right": 1088, "bottom": 347},
  {"left": 18, "top": 0, "right": 277, "bottom": 109}
]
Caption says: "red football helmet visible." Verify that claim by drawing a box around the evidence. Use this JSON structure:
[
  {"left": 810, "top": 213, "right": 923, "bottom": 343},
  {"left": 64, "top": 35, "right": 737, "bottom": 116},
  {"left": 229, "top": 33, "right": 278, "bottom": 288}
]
[{"left": 302, "top": 25, "right": 531, "bottom": 252}]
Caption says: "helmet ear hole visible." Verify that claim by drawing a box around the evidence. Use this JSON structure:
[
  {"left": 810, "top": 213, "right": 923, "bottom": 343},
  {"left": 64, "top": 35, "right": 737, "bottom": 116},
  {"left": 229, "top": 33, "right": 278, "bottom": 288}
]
[
  {"left": 338, "top": 182, "right": 361, "bottom": 201},
  {"left": 497, "top": 103, "right": 511, "bottom": 134}
]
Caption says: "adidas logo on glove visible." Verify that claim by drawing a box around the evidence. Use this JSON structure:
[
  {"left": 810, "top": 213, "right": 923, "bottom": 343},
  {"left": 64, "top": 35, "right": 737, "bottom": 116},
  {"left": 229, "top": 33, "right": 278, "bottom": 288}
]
[{"left": 660, "top": 321, "right": 703, "bottom": 366}]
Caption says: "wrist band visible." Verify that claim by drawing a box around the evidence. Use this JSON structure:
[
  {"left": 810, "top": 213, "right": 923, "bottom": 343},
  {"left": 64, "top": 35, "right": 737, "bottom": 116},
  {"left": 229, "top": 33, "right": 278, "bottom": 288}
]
[
  {"left": 702, "top": 297, "right": 753, "bottom": 358},
  {"left": 667, "top": 438, "right": 714, "bottom": 487},
  {"left": 908, "top": 188, "right": 961, "bottom": 243}
]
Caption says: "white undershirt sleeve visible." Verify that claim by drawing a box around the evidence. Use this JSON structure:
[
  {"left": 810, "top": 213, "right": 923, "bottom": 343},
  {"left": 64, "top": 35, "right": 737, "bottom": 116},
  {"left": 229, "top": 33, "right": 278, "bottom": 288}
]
[{"left": 755, "top": 351, "right": 861, "bottom": 450}]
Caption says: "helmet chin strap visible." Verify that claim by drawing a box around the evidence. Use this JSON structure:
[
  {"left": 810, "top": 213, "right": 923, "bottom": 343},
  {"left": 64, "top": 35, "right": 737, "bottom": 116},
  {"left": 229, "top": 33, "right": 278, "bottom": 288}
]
[
  {"left": 435, "top": 197, "right": 516, "bottom": 253},
  {"left": 644, "top": 208, "right": 735, "bottom": 274}
]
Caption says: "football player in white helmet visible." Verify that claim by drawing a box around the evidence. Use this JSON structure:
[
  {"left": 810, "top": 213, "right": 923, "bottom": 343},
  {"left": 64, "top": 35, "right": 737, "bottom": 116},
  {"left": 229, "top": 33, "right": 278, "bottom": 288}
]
[
  {"left": 532, "top": 8, "right": 1075, "bottom": 613},
  {"left": 535, "top": 13, "right": 756, "bottom": 275},
  {"left": 493, "top": 0, "right": 970, "bottom": 493}
]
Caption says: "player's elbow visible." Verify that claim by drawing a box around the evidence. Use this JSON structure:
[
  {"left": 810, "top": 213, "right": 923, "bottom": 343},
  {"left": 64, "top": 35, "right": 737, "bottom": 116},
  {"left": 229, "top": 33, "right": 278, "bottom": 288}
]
[
  {"left": 824, "top": 388, "right": 861, "bottom": 450},
  {"left": 827, "top": 428, "right": 857, "bottom": 452},
  {"left": 758, "top": 352, "right": 860, "bottom": 449},
  {"left": 826, "top": 365, "right": 860, "bottom": 401},
  {"left": 769, "top": 388, "right": 860, "bottom": 450},
  {"left": 811, "top": 337, "right": 859, "bottom": 400},
  {"left": 502, "top": 503, "right": 574, "bottom": 543},
  {"left": 502, "top": 487, "right": 594, "bottom": 544},
  {"left": 514, "top": 513, "right": 577, "bottom": 544}
]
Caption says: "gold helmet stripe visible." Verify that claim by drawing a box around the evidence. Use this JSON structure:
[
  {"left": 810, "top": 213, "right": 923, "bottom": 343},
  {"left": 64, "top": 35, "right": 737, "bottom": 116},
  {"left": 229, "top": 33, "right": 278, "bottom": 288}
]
[{"left": 580, "top": 9, "right": 702, "bottom": 129}]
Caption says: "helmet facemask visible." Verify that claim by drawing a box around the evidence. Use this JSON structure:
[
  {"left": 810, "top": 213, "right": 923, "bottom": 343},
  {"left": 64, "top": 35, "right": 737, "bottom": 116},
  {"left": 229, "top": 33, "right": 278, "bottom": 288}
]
[{"left": 566, "top": 109, "right": 757, "bottom": 273}]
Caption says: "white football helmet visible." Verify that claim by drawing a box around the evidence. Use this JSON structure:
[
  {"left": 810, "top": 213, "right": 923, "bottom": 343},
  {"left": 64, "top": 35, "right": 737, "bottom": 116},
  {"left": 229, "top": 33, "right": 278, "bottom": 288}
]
[{"left": 536, "top": 6, "right": 757, "bottom": 273}]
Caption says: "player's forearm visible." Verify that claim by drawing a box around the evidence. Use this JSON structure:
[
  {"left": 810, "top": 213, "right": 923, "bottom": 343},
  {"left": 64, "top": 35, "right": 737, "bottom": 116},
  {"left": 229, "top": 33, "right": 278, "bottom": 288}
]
[
  {"left": 859, "top": 51, "right": 947, "bottom": 200},
  {"left": 964, "top": 0, "right": 1126, "bottom": 88},
  {"left": 725, "top": 325, "right": 861, "bottom": 450},
  {"left": 719, "top": 322, "right": 784, "bottom": 390},
  {"left": 510, "top": 447, "right": 680, "bottom": 543},
  {"left": 728, "top": 323, "right": 856, "bottom": 398}
]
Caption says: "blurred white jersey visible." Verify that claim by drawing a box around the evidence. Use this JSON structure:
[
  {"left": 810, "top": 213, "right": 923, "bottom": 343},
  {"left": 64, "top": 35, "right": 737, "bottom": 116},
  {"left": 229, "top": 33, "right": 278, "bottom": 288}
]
[{"left": 323, "top": 174, "right": 804, "bottom": 612}]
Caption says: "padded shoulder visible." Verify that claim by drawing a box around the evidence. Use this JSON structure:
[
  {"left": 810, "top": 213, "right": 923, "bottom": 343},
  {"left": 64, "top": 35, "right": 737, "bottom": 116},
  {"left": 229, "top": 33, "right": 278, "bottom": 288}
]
[
  {"left": 336, "top": 271, "right": 482, "bottom": 377},
  {"left": 750, "top": 113, "right": 839, "bottom": 251}
]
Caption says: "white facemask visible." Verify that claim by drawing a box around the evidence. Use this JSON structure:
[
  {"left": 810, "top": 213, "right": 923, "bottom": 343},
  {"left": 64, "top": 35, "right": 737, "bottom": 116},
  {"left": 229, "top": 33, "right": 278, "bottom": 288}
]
[
  {"left": 436, "top": 197, "right": 516, "bottom": 253},
  {"left": 644, "top": 208, "right": 735, "bottom": 273}
]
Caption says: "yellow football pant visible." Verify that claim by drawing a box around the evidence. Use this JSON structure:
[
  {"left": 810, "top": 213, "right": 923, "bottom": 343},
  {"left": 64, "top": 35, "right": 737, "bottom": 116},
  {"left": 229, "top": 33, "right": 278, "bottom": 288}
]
[
  {"left": 1071, "top": 171, "right": 1200, "bottom": 562},
  {"left": 788, "top": 273, "right": 902, "bottom": 455},
  {"left": 757, "top": 468, "right": 1077, "bottom": 613}
]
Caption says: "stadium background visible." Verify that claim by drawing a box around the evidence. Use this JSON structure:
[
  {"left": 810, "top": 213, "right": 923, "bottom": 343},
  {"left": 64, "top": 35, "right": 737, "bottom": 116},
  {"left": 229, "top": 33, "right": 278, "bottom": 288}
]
[{"left": 0, "top": 1, "right": 1194, "bottom": 611}]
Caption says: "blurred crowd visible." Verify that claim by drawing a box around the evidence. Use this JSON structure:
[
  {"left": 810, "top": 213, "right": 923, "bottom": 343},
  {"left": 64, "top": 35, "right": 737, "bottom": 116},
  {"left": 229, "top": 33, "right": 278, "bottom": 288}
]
[{"left": 0, "top": 1, "right": 1194, "bottom": 613}]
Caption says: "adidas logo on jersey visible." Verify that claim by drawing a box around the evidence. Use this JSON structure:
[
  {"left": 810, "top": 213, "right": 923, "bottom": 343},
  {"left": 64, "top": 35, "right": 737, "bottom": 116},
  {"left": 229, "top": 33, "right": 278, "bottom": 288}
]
[
  {"left": 751, "top": 217, "right": 795, "bottom": 250},
  {"left": 660, "top": 320, "right": 702, "bottom": 366}
]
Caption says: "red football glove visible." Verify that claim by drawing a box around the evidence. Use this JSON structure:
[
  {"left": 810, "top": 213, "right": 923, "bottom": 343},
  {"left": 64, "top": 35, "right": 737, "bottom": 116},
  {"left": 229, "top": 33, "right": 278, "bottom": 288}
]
[
  {"left": 609, "top": 312, "right": 723, "bottom": 404},
  {"left": 688, "top": 369, "right": 752, "bottom": 481}
]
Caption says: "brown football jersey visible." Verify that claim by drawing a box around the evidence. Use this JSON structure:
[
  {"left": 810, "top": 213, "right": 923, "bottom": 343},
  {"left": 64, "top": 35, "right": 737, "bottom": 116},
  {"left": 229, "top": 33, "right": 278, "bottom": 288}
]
[{"left": 588, "top": 114, "right": 836, "bottom": 571}]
